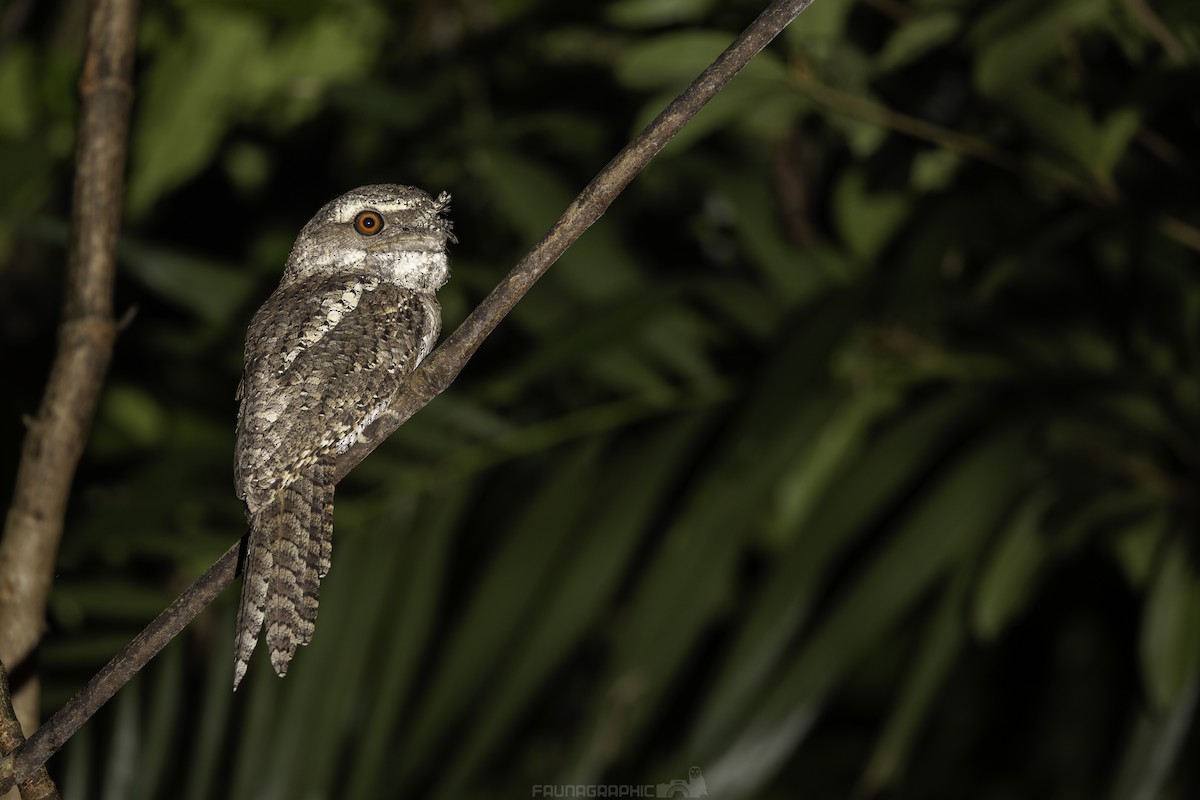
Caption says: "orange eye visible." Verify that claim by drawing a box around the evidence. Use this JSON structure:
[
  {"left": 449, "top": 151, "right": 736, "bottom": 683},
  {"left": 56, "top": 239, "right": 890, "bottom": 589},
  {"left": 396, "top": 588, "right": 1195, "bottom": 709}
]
[{"left": 353, "top": 210, "right": 384, "bottom": 236}]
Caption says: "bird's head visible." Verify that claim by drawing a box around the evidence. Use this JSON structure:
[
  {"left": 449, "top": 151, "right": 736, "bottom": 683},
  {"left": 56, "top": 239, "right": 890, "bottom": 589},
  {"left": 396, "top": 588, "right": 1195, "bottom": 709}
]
[{"left": 282, "top": 184, "right": 455, "bottom": 291}]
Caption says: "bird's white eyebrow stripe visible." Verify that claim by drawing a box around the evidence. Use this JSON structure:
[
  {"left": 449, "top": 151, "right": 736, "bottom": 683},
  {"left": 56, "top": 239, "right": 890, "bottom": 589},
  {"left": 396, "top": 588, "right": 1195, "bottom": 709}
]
[{"left": 331, "top": 199, "right": 424, "bottom": 223}]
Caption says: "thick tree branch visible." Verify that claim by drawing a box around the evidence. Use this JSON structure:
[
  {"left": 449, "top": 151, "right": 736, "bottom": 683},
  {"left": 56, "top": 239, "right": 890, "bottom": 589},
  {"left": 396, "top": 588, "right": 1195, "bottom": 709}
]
[
  {"left": 0, "top": 0, "right": 815, "bottom": 788},
  {"left": 0, "top": 663, "right": 56, "bottom": 800},
  {"left": 0, "top": 0, "right": 139, "bottom": 769}
]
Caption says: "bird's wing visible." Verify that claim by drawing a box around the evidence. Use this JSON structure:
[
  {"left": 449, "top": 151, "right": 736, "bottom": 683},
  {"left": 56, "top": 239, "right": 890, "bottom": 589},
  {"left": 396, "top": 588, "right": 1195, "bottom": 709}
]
[{"left": 234, "top": 273, "right": 438, "bottom": 506}]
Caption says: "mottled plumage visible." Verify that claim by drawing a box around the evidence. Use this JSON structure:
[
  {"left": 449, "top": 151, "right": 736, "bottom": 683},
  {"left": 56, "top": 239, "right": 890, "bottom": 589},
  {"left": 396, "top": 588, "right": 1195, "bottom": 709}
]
[{"left": 234, "top": 184, "right": 453, "bottom": 689}]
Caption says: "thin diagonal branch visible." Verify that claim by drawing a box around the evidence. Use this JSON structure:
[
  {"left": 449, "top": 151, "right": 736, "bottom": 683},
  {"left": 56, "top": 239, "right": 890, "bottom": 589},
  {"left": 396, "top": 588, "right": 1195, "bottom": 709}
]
[
  {"left": 333, "top": 0, "right": 817, "bottom": 483},
  {"left": 0, "top": 0, "right": 139, "bottom": 766},
  {"left": 0, "top": 0, "right": 816, "bottom": 788}
]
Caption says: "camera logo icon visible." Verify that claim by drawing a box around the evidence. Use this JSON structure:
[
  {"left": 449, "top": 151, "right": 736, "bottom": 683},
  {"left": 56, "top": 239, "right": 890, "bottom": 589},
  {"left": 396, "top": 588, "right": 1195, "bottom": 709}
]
[{"left": 656, "top": 766, "right": 707, "bottom": 797}]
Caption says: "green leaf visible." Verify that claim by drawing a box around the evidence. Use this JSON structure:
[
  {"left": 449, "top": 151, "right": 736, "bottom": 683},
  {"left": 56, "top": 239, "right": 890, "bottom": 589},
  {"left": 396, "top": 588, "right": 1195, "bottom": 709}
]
[
  {"left": 228, "top": 634, "right": 284, "bottom": 800},
  {"left": 1109, "top": 511, "right": 1168, "bottom": 590},
  {"left": 347, "top": 487, "right": 470, "bottom": 798},
  {"left": 119, "top": 237, "right": 267, "bottom": 325},
  {"left": 1107, "top": 681, "right": 1198, "bottom": 800},
  {"left": 615, "top": 31, "right": 785, "bottom": 92},
  {"left": 910, "top": 149, "right": 961, "bottom": 193},
  {"left": 50, "top": 579, "right": 175, "bottom": 625},
  {"left": 833, "top": 169, "right": 910, "bottom": 262},
  {"left": 719, "top": 173, "right": 833, "bottom": 302},
  {"left": 100, "top": 675, "right": 141, "bottom": 800},
  {"left": 0, "top": 138, "right": 53, "bottom": 262},
  {"left": 691, "top": 392, "right": 976, "bottom": 755},
  {"left": 763, "top": 387, "right": 900, "bottom": 547},
  {"left": 630, "top": 79, "right": 801, "bottom": 154},
  {"left": 183, "top": 612, "right": 238, "bottom": 800},
  {"left": 567, "top": 306, "right": 866, "bottom": 778},
  {"left": 128, "top": 5, "right": 386, "bottom": 214},
  {"left": 0, "top": 45, "right": 35, "bottom": 137},
  {"left": 973, "top": 0, "right": 1107, "bottom": 94},
  {"left": 130, "top": 640, "right": 185, "bottom": 800},
  {"left": 860, "top": 569, "right": 969, "bottom": 792},
  {"left": 705, "top": 428, "right": 1027, "bottom": 795},
  {"left": 129, "top": 8, "right": 270, "bottom": 215},
  {"left": 994, "top": 89, "right": 1132, "bottom": 182},
  {"left": 92, "top": 383, "right": 168, "bottom": 454},
  {"left": 784, "top": 0, "right": 852, "bottom": 49},
  {"left": 606, "top": 0, "right": 716, "bottom": 28},
  {"left": 1094, "top": 107, "right": 1141, "bottom": 177},
  {"left": 431, "top": 417, "right": 707, "bottom": 798},
  {"left": 616, "top": 31, "right": 796, "bottom": 154},
  {"left": 877, "top": 11, "right": 961, "bottom": 71},
  {"left": 972, "top": 490, "right": 1052, "bottom": 641},
  {"left": 397, "top": 444, "right": 601, "bottom": 778},
  {"left": 1140, "top": 538, "right": 1200, "bottom": 711}
]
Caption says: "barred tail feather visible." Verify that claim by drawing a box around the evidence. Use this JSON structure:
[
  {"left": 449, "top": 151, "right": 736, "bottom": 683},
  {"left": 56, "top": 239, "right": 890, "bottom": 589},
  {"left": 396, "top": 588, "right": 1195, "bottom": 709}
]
[
  {"left": 233, "top": 465, "right": 331, "bottom": 689},
  {"left": 233, "top": 527, "right": 272, "bottom": 690},
  {"left": 318, "top": 475, "right": 334, "bottom": 579}
]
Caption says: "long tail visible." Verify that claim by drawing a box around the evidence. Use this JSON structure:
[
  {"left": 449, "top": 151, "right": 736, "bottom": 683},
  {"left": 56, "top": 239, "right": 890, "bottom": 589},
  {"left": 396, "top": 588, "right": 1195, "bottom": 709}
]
[{"left": 233, "top": 460, "right": 334, "bottom": 690}]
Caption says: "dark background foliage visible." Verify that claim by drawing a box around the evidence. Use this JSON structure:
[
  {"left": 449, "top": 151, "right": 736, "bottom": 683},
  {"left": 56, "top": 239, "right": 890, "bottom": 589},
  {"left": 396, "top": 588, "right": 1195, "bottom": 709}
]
[{"left": 2, "top": 0, "right": 1199, "bottom": 797}]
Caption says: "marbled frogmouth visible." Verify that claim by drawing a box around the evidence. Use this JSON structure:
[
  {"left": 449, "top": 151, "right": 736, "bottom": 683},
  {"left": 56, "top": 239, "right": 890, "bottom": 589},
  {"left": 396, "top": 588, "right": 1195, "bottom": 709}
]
[{"left": 233, "top": 184, "right": 453, "bottom": 689}]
